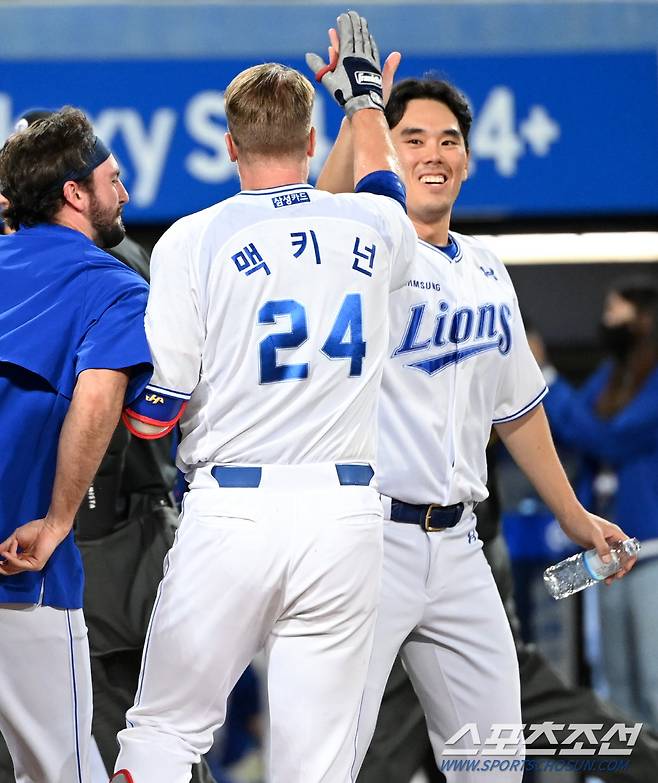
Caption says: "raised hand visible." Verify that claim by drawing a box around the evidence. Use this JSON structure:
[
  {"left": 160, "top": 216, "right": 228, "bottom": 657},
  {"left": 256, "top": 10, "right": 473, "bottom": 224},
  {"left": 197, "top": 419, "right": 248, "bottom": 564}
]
[{"left": 306, "top": 11, "right": 384, "bottom": 118}]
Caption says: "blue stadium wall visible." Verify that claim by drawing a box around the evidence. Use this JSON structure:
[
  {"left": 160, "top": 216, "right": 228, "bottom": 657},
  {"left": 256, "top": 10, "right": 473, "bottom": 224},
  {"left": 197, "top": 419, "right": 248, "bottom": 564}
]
[{"left": 1, "top": 1, "right": 658, "bottom": 225}]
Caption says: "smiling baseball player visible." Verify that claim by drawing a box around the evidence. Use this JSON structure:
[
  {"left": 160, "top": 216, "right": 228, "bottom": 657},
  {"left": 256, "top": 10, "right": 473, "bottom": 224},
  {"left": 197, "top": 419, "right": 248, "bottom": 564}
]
[
  {"left": 317, "top": 68, "right": 635, "bottom": 781},
  {"left": 111, "top": 13, "right": 416, "bottom": 783}
]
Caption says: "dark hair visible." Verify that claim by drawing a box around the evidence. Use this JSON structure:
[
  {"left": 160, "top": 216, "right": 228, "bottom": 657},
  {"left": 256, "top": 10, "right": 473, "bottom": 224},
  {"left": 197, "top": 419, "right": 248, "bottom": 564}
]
[
  {"left": 610, "top": 275, "right": 658, "bottom": 346},
  {"left": 597, "top": 275, "right": 658, "bottom": 416},
  {"left": 0, "top": 107, "right": 96, "bottom": 230},
  {"left": 611, "top": 275, "right": 658, "bottom": 315},
  {"left": 385, "top": 77, "right": 473, "bottom": 151}
]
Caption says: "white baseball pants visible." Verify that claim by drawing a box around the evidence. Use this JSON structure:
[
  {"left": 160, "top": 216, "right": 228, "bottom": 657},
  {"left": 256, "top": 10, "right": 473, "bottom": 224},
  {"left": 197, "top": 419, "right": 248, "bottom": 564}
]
[
  {"left": 0, "top": 604, "right": 92, "bottom": 783},
  {"left": 352, "top": 506, "right": 523, "bottom": 782},
  {"left": 116, "top": 463, "right": 383, "bottom": 783}
]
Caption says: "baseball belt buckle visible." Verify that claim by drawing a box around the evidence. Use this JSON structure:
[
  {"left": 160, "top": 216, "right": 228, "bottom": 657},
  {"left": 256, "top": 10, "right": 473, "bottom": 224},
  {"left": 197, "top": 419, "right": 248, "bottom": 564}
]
[{"left": 424, "top": 504, "right": 447, "bottom": 532}]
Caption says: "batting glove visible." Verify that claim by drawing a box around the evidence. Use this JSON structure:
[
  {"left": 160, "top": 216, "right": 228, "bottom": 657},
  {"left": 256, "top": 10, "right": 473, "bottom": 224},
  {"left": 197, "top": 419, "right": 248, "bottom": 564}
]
[{"left": 306, "top": 10, "right": 384, "bottom": 118}]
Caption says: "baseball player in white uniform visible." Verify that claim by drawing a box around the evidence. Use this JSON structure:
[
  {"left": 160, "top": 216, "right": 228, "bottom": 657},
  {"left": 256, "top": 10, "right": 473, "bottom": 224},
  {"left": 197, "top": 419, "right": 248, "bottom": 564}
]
[
  {"left": 317, "top": 69, "right": 635, "bottom": 781},
  {"left": 112, "top": 14, "right": 416, "bottom": 783}
]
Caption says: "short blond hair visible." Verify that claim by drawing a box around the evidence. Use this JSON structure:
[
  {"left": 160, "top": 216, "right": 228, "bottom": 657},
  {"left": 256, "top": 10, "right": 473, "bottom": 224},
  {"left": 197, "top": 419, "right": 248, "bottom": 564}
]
[{"left": 225, "top": 63, "right": 314, "bottom": 158}]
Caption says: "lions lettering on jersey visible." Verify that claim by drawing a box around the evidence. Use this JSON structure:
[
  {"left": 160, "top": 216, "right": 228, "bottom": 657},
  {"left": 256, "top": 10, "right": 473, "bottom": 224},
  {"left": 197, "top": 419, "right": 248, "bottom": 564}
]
[
  {"left": 393, "top": 299, "right": 513, "bottom": 375},
  {"left": 376, "top": 232, "right": 547, "bottom": 507}
]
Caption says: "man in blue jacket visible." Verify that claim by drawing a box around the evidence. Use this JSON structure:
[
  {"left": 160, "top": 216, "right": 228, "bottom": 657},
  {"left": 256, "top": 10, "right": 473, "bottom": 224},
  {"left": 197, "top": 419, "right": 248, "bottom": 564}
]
[{"left": 0, "top": 107, "right": 152, "bottom": 783}]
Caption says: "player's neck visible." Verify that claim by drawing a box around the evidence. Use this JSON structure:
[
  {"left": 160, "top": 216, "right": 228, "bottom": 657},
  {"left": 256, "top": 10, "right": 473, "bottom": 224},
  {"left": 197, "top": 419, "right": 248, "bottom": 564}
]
[
  {"left": 411, "top": 214, "right": 451, "bottom": 248},
  {"left": 237, "top": 160, "right": 309, "bottom": 192},
  {"left": 52, "top": 210, "right": 95, "bottom": 243}
]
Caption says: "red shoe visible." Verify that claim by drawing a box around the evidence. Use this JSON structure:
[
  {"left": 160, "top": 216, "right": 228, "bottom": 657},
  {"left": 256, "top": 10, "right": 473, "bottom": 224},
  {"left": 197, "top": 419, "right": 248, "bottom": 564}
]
[{"left": 110, "top": 772, "right": 134, "bottom": 783}]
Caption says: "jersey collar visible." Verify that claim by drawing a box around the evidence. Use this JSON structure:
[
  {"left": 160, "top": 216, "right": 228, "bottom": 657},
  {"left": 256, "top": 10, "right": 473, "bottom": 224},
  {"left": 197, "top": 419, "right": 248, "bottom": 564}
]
[
  {"left": 18, "top": 222, "right": 94, "bottom": 245},
  {"left": 238, "top": 183, "right": 315, "bottom": 197},
  {"left": 418, "top": 233, "right": 463, "bottom": 263}
]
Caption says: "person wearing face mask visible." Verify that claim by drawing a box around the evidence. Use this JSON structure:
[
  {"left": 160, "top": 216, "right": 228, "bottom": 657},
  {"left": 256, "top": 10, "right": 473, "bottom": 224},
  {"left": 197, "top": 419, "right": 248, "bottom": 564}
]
[{"left": 540, "top": 276, "right": 658, "bottom": 730}]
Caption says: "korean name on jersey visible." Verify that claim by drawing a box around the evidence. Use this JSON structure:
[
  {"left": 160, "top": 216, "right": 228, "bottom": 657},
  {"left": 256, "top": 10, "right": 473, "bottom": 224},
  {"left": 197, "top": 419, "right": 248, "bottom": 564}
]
[{"left": 138, "top": 185, "right": 415, "bottom": 475}]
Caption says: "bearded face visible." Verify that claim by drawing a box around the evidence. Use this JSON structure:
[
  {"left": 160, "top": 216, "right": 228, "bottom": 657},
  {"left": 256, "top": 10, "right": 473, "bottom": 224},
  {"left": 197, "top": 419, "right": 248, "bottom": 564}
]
[{"left": 85, "top": 155, "right": 128, "bottom": 249}]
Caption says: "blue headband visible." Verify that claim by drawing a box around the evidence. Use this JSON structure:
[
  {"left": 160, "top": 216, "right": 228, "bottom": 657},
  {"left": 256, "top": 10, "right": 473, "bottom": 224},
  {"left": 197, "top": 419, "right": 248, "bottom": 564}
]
[{"left": 55, "top": 136, "right": 111, "bottom": 188}]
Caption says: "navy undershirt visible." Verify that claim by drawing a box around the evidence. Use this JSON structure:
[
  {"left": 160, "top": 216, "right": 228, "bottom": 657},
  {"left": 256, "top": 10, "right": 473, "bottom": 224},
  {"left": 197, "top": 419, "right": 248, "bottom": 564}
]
[{"left": 437, "top": 236, "right": 459, "bottom": 259}]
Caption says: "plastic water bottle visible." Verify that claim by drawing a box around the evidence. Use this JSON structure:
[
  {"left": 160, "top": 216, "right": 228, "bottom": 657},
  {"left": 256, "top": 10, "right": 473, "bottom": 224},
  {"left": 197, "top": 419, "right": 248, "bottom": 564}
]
[{"left": 543, "top": 538, "right": 641, "bottom": 600}]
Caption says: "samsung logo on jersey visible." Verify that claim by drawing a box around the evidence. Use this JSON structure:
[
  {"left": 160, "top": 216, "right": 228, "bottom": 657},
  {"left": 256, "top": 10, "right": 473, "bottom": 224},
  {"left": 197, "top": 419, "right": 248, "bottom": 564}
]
[
  {"left": 392, "top": 300, "right": 512, "bottom": 375},
  {"left": 272, "top": 191, "right": 310, "bottom": 208},
  {"left": 407, "top": 279, "right": 441, "bottom": 292}
]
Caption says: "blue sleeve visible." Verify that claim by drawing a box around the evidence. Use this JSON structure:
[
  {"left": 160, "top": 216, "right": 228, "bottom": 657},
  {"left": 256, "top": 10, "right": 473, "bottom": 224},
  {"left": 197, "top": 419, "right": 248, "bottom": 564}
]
[
  {"left": 579, "top": 363, "right": 612, "bottom": 406},
  {"left": 355, "top": 170, "right": 407, "bottom": 211},
  {"left": 76, "top": 269, "right": 152, "bottom": 405},
  {"left": 543, "top": 375, "right": 658, "bottom": 465}
]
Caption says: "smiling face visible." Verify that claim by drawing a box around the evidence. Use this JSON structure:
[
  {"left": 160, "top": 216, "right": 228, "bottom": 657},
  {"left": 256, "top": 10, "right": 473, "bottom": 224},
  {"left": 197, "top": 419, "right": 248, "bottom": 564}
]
[{"left": 391, "top": 98, "right": 469, "bottom": 244}]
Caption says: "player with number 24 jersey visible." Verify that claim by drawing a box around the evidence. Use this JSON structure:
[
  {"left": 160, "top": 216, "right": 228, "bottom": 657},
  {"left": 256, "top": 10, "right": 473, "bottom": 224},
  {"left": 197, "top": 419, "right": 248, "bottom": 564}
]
[{"left": 134, "top": 183, "right": 414, "bottom": 477}]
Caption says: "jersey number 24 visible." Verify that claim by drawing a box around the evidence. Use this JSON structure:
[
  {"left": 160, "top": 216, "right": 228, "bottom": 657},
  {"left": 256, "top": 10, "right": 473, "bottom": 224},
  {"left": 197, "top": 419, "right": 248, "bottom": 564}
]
[{"left": 258, "top": 293, "right": 365, "bottom": 383}]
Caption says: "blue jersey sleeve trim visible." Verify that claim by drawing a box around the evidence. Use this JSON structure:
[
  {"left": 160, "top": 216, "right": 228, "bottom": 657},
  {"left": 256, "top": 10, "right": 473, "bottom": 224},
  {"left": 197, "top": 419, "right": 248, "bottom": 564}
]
[
  {"left": 492, "top": 385, "right": 548, "bottom": 424},
  {"left": 355, "top": 171, "right": 407, "bottom": 211},
  {"left": 146, "top": 383, "right": 191, "bottom": 401},
  {"left": 124, "top": 385, "right": 187, "bottom": 426}
]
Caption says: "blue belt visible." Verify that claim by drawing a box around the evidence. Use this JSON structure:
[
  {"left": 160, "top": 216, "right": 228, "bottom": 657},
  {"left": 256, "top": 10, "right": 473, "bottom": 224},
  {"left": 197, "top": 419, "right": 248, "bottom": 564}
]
[
  {"left": 390, "top": 499, "right": 465, "bottom": 532},
  {"left": 211, "top": 463, "right": 374, "bottom": 489}
]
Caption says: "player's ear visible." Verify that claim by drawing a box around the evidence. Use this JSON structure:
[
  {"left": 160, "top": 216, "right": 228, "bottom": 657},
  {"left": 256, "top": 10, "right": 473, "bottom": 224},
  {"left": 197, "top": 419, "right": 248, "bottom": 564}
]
[
  {"left": 307, "top": 127, "right": 316, "bottom": 159},
  {"left": 61, "top": 180, "right": 88, "bottom": 212},
  {"left": 225, "top": 132, "right": 238, "bottom": 163},
  {"left": 462, "top": 150, "right": 470, "bottom": 182}
]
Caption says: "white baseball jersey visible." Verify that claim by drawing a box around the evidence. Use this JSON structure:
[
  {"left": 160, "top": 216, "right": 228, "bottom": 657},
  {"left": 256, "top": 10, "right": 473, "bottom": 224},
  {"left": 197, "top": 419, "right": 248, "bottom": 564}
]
[
  {"left": 353, "top": 232, "right": 543, "bottom": 781},
  {"left": 117, "top": 181, "right": 416, "bottom": 783},
  {"left": 144, "top": 183, "right": 415, "bottom": 475},
  {"left": 377, "top": 232, "right": 547, "bottom": 505}
]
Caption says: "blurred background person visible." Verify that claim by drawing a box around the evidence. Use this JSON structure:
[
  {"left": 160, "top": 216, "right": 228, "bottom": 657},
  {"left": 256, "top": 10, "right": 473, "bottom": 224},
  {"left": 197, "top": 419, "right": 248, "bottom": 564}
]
[{"left": 538, "top": 276, "right": 658, "bottom": 731}]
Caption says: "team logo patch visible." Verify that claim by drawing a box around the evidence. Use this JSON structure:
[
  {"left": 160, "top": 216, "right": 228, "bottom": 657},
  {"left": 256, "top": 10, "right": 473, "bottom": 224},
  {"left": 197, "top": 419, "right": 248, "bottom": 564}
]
[
  {"left": 355, "top": 71, "right": 382, "bottom": 87},
  {"left": 480, "top": 266, "right": 498, "bottom": 280},
  {"left": 127, "top": 385, "right": 188, "bottom": 426}
]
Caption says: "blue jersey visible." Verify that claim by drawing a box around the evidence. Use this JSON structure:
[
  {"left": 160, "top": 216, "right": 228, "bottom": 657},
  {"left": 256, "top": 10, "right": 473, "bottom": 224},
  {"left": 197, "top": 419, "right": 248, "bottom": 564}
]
[{"left": 0, "top": 224, "right": 152, "bottom": 608}]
